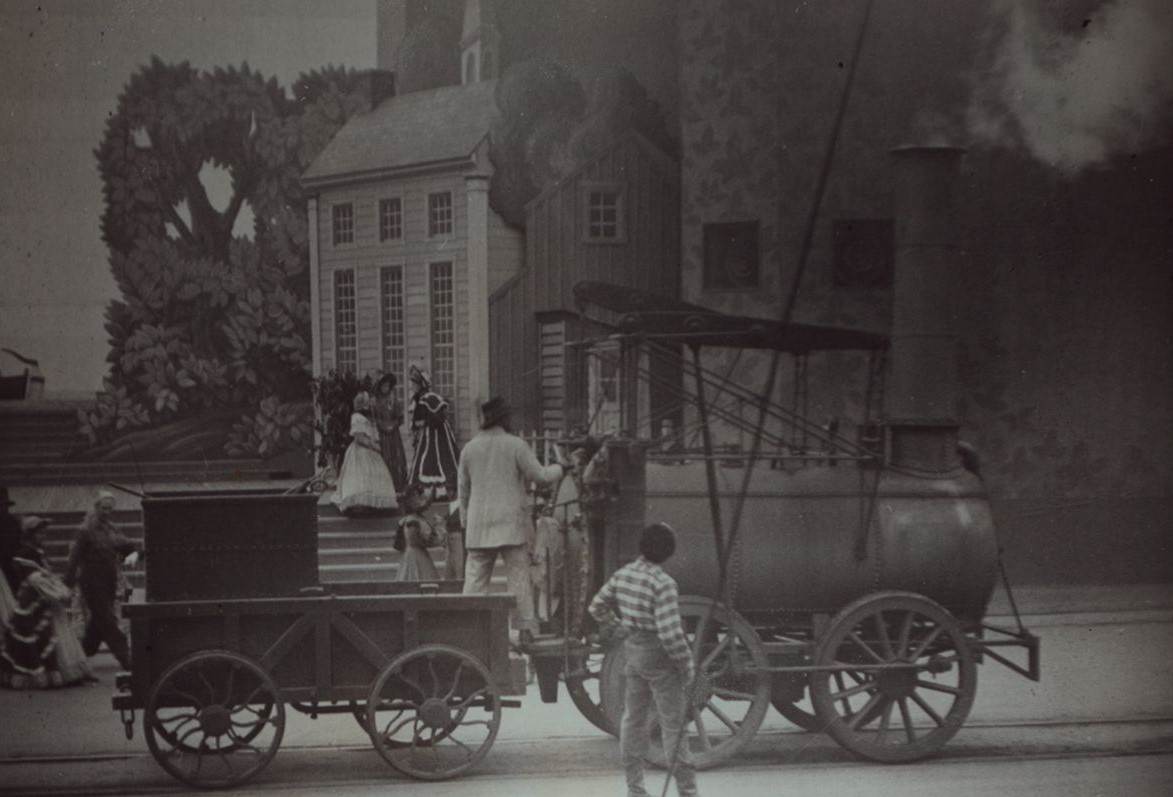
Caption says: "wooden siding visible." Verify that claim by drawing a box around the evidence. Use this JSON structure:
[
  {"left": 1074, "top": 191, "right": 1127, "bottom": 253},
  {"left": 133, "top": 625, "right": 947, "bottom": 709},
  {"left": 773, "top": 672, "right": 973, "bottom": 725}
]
[
  {"left": 488, "top": 134, "right": 680, "bottom": 434},
  {"left": 487, "top": 209, "right": 525, "bottom": 295},
  {"left": 539, "top": 320, "right": 566, "bottom": 433}
]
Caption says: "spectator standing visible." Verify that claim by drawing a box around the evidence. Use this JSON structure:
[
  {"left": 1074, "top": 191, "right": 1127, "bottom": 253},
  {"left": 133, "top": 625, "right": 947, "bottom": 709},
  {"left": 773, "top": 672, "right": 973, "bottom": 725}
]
[
  {"left": 1, "top": 516, "right": 94, "bottom": 688},
  {"left": 407, "top": 365, "right": 459, "bottom": 499},
  {"left": 458, "top": 397, "right": 568, "bottom": 645},
  {"left": 372, "top": 373, "right": 409, "bottom": 491},
  {"left": 588, "top": 522, "right": 699, "bottom": 797},
  {"left": 63, "top": 491, "right": 139, "bottom": 671},
  {"left": 0, "top": 487, "right": 21, "bottom": 598},
  {"left": 332, "top": 391, "right": 399, "bottom": 515},
  {"left": 394, "top": 487, "right": 441, "bottom": 582}
]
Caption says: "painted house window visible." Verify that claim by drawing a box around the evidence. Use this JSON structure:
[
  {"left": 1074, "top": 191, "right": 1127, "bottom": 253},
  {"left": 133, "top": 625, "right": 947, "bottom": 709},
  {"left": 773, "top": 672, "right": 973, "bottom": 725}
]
[
  {"left": 332, "top": 202, "right": 354, "bottom": 246},
  {"left": 832, "top": 219, "right": 894, "bottom": 288},
  {"left": 429, "top": 262, "right": 456, "bottom": 412},
  {"left": 380, "top": 265, "right": 405, "bottom": 403},
  {"left": 703, "top": 220, "right": 759, "bottom": 290},
  {"left": 428, "top": 192, "right": 453, "bottom": 237},
  {"left": 333, "top": 268, "right": 357, "bottom": 374},
  {"left": 379, "top": 197, "right": 402, "bottom": 241},
  {"left": 582, "top": 183, "right": 626, "bottom": 243}
]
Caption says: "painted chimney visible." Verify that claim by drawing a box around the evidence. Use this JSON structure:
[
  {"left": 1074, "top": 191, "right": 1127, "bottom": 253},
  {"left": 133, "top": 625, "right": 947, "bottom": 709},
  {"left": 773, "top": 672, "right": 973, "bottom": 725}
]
[{"left": 886, "top": 145, "right": 965, "bottom": 472}]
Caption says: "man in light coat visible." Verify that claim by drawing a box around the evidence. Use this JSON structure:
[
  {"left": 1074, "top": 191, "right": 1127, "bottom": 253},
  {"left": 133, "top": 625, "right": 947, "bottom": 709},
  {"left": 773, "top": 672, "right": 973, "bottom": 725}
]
[{"left": 458, "top": 397, "right": 569, "bottom": 644}]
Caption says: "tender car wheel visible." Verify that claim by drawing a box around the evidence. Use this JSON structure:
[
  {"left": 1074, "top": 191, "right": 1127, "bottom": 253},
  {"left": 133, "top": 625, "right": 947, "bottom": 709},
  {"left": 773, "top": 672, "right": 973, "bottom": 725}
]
[
  {"left": 144, "top": 649, "right": 284, "bottom": 789},
  {"left": 366, "top": 644, "right": 501, "bottom": 780}
]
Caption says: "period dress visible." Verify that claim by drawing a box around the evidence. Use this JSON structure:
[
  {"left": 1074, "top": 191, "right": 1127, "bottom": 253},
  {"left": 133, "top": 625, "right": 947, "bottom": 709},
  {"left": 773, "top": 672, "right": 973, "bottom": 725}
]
[
  {"left": 2, "top": 545, "right": 93, "bottom": 689},
  {"left": 372, "top": 394, "right": 408, "bottom": 490},
  {"left": 395, "top": 515, "right": 440, "bottom": 582},
  {"left": 332, "top": 412, "right": 399, "bottom": 513},
  {"left": 408, "top": 386, "right": 459, "bottom": 498}
]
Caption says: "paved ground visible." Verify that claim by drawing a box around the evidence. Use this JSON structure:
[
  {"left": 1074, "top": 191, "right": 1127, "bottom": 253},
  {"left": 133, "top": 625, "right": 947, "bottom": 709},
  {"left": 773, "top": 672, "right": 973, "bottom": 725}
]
[{"left": 2, "top": 585, "right": 1170, "bottom": 760}]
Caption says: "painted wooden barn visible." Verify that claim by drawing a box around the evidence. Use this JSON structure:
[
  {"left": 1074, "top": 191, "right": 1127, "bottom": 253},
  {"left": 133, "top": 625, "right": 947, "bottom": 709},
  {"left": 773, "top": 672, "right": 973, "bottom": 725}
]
[{"left": 488, "top": 131, "right": 681, "bottom": 436}]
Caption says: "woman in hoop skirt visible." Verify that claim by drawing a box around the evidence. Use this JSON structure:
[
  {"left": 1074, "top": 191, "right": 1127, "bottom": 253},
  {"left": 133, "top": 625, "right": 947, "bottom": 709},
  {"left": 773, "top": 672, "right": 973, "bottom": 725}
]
[
  {"left": 406, "top": 365, "right": 459, "bottom": 500},
  {"left": 332, "top": 391, "right": 399, "bottom": 515},
  {"left": 372, "top": 373, "right": 408, "bottom": 492}
]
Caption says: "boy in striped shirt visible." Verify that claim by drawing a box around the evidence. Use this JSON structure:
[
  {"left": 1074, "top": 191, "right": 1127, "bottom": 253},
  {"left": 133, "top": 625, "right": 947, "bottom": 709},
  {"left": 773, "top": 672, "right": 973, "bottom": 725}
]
[{"left": 589, "top": 522, "right": 699, "bottom": 797}]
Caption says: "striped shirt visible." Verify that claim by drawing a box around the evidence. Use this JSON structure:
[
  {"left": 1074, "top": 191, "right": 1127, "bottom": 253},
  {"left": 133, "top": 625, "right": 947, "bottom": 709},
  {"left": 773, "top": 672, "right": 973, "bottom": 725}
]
[{"left": 588, "top": 556, "right": 692, "bottom": 669}]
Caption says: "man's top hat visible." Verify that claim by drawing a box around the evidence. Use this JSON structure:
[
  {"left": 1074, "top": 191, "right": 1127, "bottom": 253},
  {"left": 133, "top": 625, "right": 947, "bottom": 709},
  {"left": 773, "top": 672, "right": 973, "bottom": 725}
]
[{"left": 480, "top": 396, "right": 511, "bottom": 429}]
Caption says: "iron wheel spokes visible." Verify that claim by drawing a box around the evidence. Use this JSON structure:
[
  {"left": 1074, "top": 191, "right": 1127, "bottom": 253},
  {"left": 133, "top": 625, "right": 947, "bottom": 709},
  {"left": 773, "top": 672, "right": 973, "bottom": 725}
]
[
  {"left": 566, "top": 648, "right": 614, "bottom": 735},
  {"left": 809, "top": 593, "right": 977, "bottom": 763},
  {"left": 441, "top": 662, "right": 466, "bottom": 702},
  {"left": 145, "top": 650, "right": 285, "bottom": 789},
  {"left": 367, "top": 644, "right": 501, "bottom": 781}
]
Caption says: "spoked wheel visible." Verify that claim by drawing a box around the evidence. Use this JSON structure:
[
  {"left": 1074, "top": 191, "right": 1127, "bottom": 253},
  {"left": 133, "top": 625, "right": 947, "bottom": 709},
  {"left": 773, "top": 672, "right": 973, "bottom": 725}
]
[
  {"left": 366, "top": 644, "right": 501, "bottom": 780},
  {"left": 565, "top": 646, "right": 616, "bottom": 736},
  {"left": 601, "top": 597, "right": 771, "bottom": 770},
  {"left": 809, "top": 591, "right": 977, "bottom": 763},
  {"left": 353, "top": 699, "right": 463, "bottom": 748},
  {"left": 144, "top": 650, "right": 284, "bottom": 789},
  {"left": 770, "top": 672, "right": 820, "bottom": 732}
]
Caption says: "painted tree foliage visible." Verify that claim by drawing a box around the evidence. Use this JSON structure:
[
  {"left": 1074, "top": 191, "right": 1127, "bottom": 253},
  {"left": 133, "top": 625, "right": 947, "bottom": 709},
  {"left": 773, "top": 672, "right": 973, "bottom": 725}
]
[{"left": 82, "top": 59, "right": 370, "bottom": 460}]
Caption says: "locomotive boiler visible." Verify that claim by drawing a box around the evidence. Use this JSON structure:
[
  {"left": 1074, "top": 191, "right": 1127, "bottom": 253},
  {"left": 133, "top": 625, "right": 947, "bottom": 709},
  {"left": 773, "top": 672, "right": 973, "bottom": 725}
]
[{"left": 533, "top": 145, "right": 1039, "bottom": 768}]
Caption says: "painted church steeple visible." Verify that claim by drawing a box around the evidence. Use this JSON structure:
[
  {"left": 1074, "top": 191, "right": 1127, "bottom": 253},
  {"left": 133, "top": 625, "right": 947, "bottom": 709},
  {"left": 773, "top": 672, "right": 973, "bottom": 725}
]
[{"left": 460, "top": 0, "right": 499, "bottom": 84}]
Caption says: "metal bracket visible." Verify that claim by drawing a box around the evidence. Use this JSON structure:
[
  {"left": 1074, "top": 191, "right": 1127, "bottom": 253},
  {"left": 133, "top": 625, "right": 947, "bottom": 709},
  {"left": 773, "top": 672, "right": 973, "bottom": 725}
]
[
  {"left": 120, "top": 708, "right": 135, "bottom": 740},
  {"left": 973, "top": 623, "right": 1041, "bottom": 681}
]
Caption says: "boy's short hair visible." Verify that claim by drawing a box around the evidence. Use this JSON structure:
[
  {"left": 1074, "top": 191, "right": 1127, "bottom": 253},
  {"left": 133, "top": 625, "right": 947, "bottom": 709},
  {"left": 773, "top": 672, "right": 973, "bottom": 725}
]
[{"left": 639, "top": 522, "right": 676, "bottom": 563}]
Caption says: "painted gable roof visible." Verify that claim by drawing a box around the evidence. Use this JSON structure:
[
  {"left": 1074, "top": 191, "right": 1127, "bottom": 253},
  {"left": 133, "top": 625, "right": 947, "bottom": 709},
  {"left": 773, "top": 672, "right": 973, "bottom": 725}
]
[{"left": 302, "top": 80, "right": 498, "bottom": 186}]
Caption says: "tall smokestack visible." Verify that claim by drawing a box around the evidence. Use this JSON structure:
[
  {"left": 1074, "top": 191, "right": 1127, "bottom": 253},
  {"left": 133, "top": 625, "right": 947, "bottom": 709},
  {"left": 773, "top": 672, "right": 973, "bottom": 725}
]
[{"left": 887, "top": 145, "right": 965, "bottom": 472}]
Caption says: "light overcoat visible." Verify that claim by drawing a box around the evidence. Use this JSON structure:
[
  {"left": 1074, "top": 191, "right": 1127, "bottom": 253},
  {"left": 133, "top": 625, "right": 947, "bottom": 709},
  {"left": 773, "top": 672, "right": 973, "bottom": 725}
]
[{"left": 458, "top": 427, "right": 564, "bottom": 549}]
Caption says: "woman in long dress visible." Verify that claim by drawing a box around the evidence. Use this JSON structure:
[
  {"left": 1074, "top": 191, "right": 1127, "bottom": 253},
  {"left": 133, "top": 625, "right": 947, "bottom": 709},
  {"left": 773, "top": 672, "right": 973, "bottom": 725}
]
[
  {"left": 1, "top": 516, "right": 94, "bottom": 689},
  {"left": 332, "top": 391, "right": 399, "bottom": 515},
  {"left": 372, "top": 373, "right": 408, "bottom": 491},
  {"left": 407, "top": 366, "right": 459, "bottom": 499}
]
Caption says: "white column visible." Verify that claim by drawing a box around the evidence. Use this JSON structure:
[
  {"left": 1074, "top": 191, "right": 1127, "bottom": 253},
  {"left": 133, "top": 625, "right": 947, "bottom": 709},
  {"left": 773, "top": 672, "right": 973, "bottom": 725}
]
[
  {"left": 465, "top": 174, "right": 491, "bottom": 413},
  {"left": 307, "top": 197, "right": 322, "bottom": 379}
]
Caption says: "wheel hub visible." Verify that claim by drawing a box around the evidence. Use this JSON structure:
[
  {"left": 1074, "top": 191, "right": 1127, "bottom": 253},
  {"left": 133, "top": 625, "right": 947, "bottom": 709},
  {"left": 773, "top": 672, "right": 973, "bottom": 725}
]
[
  {"left": 418, "top": 697, "right": 452, "bottom": 729},
  {"left": 198, "top": 704, "right": 231, "bottom": 736},
  {"left": 875, "top": 667, "right": 916, "bottom": 699}
]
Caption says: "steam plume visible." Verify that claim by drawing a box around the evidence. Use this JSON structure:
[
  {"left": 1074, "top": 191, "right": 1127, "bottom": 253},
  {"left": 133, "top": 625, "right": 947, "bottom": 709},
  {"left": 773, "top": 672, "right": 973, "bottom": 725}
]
[{"left": 968, "top": 0, "right": 1173, "bottom": 173}]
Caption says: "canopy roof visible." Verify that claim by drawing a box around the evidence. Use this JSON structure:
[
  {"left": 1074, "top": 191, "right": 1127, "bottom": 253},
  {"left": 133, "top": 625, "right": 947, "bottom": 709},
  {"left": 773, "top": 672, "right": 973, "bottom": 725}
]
[{"left": 573, "top": 281, "right": 889, "bottom": 353}]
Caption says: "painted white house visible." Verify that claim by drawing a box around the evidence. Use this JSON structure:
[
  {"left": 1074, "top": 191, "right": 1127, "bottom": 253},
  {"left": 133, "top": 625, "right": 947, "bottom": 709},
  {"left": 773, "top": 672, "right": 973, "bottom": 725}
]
[{"left": 301, "top": 64, "right": 521, "bottom": 442}]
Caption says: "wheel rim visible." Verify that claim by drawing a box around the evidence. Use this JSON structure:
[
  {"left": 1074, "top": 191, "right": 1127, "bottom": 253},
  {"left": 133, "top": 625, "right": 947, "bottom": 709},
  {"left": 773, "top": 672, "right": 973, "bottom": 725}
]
[
  {"left": 366, "top": 644, "right": 501, "bottom": 780},
  {"left": 809, "top": 592, "right": 977, "bottom": 763},
  {"left": 565, "top": 647, "right": 616, "bottom": 736},
  {"left": 769, "top": 672, "right": 820, "bottom": 732},
  {"left": 601, "top": 598, "right": 771, "bottom": 770},
  {"left": 144, "top": 650, "right": 284, "bottom": 789}
]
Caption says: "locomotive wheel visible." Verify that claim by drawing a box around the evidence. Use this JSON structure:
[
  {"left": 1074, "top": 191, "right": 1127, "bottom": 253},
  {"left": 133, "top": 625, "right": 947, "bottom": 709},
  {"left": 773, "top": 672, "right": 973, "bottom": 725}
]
[
  {"left": 770, "top": 673, "right": 820, "bottom": 732},
  {"left": 366, "top": 644, "right": 501, "bottom": 780},
  {"left": 600, "top": 597, "right": 771, "bottom": 770},
  {"left": 566, "top": 647, "right": 617, "bottom": 736},
  {"left": 144, "top": 649, "right": 285, "bottom": 789},
  {"left": 809, "top": 592, "right": 977, "bottom": 763}
]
